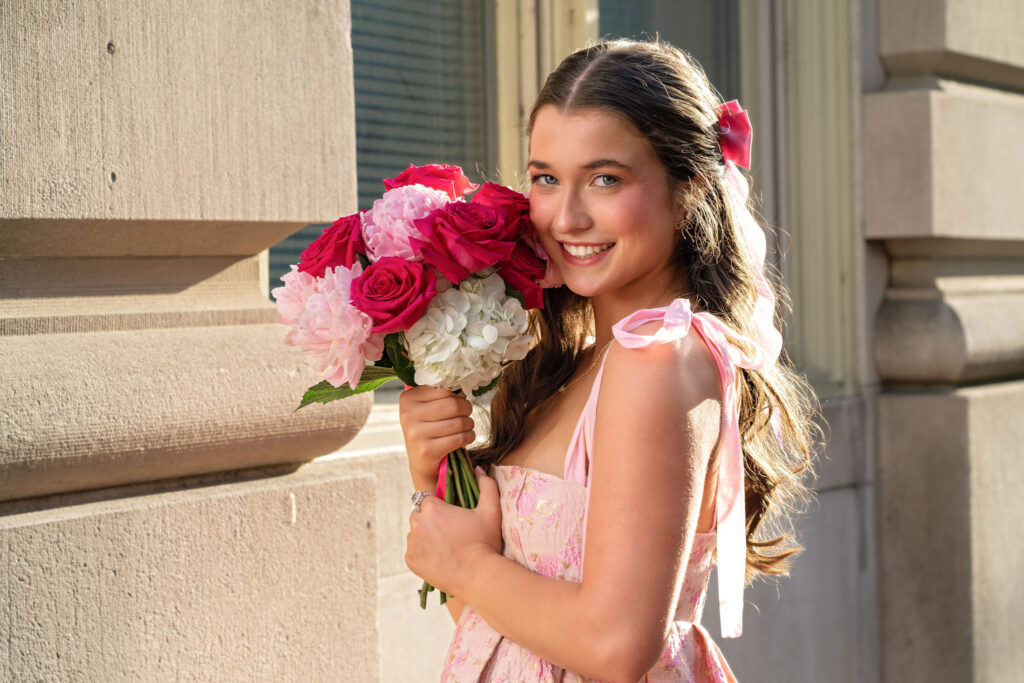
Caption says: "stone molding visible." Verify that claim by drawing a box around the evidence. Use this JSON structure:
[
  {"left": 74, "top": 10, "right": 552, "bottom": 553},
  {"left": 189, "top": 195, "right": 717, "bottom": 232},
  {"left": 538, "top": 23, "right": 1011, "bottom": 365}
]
[
  {"left": 879, "top": 0, "right": 1024, "bottom": 91},
  {"left": 874, "top": 240, "right": 1024, "bottom": 383},
  {"left": 0, "top": 324, "right": 373, "bottom": 502}
]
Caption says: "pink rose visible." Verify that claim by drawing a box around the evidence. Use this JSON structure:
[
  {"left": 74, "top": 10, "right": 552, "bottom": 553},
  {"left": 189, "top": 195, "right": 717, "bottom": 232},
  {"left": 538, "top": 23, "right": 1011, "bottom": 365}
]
[
  {"left": 520, "top": 224, "right": 565, "bottom": 289},
  {"left": 497, "top": 242, "right": 547, "bottom": 310},
  {"left": 350, "top": 256, "right": 438, "bottom": 333},
  {"left": 411, "top": 202, "right": 517, "bottom": 284},
  {"left": 383, "top": 163, "right": 478, "bottom": 201},
  {"left": 471, "top": 183, "right": 531, "bottom": 236},
  {"left": 297, "top": 213, "right": 365, "bottom": 277}
]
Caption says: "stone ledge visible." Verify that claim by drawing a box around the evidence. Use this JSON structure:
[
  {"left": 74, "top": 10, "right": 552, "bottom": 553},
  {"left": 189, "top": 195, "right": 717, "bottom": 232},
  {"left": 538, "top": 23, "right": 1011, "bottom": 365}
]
[
  {"left": 880, "top": 0, "right": 1024, "bottom": 90},
  {"left": 874, "top": 292, "right": 1024, "bottom": 383},
  {"left": 0, "top": 323, "right": 372, "bottom": 502},
  {"left": 0, "top": 462, "right": 378, "bottom": 681},
  {"left": 864, "top": 82, "right": 1024, "bottom": 241},
  {"left": 0, "top": 220, "right": 312, "bottom": 258}
]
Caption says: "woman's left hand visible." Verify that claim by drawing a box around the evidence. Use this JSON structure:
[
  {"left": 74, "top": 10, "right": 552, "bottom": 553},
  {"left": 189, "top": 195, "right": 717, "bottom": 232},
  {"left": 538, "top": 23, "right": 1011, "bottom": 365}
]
[{"left": 406, "top": 467, "right": 503, "bottom": 595}]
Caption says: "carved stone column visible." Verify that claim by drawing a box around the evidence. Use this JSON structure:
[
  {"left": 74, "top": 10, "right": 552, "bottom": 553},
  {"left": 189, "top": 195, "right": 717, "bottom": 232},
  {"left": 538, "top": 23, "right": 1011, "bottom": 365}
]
[
  {"left": 1, "top": 2, "right": 379, "bottom": 679},
  {"left": 868, "top": 1, "right": 1024, "bottom": 680}
]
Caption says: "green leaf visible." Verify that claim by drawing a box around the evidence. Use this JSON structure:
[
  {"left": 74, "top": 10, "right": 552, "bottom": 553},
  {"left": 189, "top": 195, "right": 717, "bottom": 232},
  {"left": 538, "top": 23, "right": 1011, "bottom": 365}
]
[
  {"left": 385, "top": 334, "right": 417, "bottom": 387},
  {"left": 472, "top": 374, "right": 500, "bottom": 397},
  {"left": 504, "top": 283, "right": 525, "bottom": 308},
  {"left": 357, "top": 253, "right": 371, "bottom": 269},
  {"left": 296, "top": 366, "right": 400, "bottom": 410}
]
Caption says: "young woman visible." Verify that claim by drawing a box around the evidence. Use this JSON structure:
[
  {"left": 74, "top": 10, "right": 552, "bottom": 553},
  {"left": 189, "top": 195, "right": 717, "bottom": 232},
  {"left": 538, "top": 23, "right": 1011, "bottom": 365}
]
[{"left": 400, "top": 39, "right": 816, "bottom": 682}]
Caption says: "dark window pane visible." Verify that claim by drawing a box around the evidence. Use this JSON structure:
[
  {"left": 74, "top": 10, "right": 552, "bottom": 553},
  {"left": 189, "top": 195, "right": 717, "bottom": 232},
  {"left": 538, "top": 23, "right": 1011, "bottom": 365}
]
[
  {"left": 269, "top": 0, "right": 491, "bottom": 293},
  {"left": 598, "top": 0, "right": 739, "bottom": 99}
]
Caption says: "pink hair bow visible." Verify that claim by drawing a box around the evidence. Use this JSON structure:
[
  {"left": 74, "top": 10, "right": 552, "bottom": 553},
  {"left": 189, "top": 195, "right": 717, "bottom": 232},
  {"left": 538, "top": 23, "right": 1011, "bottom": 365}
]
[{"left": 717, "top": 100, "right": 752, "bottom": 170}]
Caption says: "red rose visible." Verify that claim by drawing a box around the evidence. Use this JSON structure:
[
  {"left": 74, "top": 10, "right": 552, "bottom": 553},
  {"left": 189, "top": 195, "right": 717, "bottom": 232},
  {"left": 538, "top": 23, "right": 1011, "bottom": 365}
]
[
  {"left": 297, "top": 213, "right": 365, "bottom": 277},
  {"left": 383, "top": 164, "right": 478, "bottom": 201},
  {"left": 498, "top": 241, "right": 547, "bottom": 309},
  {"left": 471, "top": 182, "right": 531, "bottom": 238},
  {"left": 350, "top": 257, "right": 438, "bottom": 333},
  {"left": 411, "top": 203, "right": 517, "bottom": 284}
]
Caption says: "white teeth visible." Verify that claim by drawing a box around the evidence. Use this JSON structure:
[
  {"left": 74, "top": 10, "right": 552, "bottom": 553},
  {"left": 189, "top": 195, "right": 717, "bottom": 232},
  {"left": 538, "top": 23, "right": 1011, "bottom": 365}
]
[{"left": 563, "top": 243, "right": 612, "bottom": 258}]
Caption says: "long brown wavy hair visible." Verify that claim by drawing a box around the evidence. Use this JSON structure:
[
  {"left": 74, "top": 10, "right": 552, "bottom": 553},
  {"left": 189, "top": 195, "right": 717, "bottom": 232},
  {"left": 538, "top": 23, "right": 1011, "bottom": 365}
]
[{"left": 472, "top": 39, "right": 818, "bottom": 582}]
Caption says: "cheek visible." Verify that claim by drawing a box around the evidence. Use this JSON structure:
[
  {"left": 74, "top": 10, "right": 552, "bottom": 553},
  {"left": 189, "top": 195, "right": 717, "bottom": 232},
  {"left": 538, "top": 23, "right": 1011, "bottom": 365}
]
[{"left": 528, "top": 202, "right": 556, "bottom": 239}]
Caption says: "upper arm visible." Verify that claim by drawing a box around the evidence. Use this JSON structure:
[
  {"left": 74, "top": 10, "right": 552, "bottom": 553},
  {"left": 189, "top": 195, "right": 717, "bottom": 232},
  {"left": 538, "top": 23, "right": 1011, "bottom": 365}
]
[{"left": 580, "top": 327, "right": 721, "bottom": 661}]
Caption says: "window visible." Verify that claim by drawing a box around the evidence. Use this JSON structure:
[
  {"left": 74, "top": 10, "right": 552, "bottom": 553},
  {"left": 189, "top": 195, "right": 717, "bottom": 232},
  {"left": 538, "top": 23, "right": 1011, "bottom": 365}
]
[{"left": 269, "top": 0, "right": 494, "bottom": 290}]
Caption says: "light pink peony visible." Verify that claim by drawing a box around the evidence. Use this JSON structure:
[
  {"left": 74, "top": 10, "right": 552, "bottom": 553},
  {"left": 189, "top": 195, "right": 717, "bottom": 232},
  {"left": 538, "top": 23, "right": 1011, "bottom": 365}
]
[
  {"left": 362, "top": 184, "right": 451, "bottom": 262},
  {"left": 283, "top": 264, "right": 385, "bottom": 389},
  {"left": 272, "top": 266, "right": 318, "bottom": 326}
]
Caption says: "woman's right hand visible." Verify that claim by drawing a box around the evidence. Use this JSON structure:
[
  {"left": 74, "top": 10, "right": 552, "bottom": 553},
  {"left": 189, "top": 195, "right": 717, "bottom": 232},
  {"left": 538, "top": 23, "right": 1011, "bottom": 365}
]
[{"left": 398, "top": 386, "right": 476, "bottom": 489}]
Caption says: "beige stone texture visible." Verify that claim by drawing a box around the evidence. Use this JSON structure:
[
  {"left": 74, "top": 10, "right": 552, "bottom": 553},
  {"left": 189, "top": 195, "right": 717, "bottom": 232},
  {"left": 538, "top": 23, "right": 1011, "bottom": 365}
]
[
  {"left": 0, "top": 0, "right": 356, "bottom": 224},
  {"left": 0, "top": 0, "right": 367, "bottom": 502},
  {"left": 863, "top": 82, "right": 1024, "bottom": 241},
  {"left": 879, "top": 0, "right": 1024, "bottom": 89},
  {"left": 707, "top": 397, "right": 877, "bottom": 682},
  {"left": 0, "top": 461, "right": 379, "bottom": 681},
  {"left": 379, "top": 572, "right": 456, "bottom": 682},
  {"left": 0, "top": 324, "right": 372, "bottom": 502},
  {"left": 874, "top": 240, "right": 1024, "bottom": 383},
  {"left": 877, "top": 381, "right": 1024, "bottom": 682},
  {"left": 323, "top": 389, "right": 457, "bottom": 682},
  {"left": 712, "top": 485, "right": 877, "bottom": 682}
]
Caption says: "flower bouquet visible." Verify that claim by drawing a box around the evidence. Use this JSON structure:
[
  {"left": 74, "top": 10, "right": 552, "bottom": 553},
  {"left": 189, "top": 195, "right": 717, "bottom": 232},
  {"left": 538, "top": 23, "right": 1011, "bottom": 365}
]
[{"left": 272, "top": 163, "right": 557, "bottom": 607}]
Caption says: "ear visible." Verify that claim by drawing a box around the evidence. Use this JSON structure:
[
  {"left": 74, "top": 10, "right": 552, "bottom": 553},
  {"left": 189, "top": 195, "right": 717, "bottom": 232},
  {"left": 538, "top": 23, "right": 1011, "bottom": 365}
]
[{"left": 672, "top": 179, "right": 694, "bottom": 225}]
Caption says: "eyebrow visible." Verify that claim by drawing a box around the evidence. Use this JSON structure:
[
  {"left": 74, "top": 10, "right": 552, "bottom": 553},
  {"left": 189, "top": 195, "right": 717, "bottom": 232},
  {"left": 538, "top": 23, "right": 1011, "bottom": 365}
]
[{"left": 528, "top": 159, "right": 632, "bottom": 171}]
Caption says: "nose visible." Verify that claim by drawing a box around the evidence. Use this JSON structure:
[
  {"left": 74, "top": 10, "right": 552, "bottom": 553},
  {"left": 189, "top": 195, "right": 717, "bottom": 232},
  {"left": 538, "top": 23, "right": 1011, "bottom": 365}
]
[{"left": 552, "top": 187, "right": 592, "bottom": 235}]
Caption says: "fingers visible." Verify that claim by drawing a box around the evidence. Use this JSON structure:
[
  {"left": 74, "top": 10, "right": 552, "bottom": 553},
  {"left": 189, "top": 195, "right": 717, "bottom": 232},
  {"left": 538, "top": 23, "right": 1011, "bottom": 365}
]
[
  {"left": 400, "top": 392, "right": 472, "bottom": 427},
  {"left": 417, "top": 415, "right": 474, "bottom": 439},
  {"left": 474, "top": 466, "right": 499, "bottom": 503}
]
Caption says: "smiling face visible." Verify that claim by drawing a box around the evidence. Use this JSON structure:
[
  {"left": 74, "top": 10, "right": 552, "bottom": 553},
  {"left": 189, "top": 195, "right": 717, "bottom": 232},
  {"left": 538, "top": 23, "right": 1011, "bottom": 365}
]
[{"left": 528, "top": 105, "right": 688, "bottom": 310}]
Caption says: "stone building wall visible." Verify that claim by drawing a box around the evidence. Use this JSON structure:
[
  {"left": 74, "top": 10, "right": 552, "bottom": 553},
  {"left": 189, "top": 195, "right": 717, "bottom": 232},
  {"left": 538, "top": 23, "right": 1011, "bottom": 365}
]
[
  {"left": 867, "top": 0, "right": 1024, "bottom": 680},
  {"left": 1, "top": 2, "right": 381, "bottom": 679}
]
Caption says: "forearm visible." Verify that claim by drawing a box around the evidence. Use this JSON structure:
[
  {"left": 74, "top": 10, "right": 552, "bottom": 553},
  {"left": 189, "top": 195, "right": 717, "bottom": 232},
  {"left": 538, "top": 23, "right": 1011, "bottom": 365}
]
[{"left": 458, "top": 551, "right": 646, "bottom": 682}]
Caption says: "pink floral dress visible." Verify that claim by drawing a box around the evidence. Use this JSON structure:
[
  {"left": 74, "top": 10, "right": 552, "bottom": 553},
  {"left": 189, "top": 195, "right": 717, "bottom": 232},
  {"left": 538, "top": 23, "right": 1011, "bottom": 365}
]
[{"left": 441, "top": 300, "right": 752, "bottom": 682}]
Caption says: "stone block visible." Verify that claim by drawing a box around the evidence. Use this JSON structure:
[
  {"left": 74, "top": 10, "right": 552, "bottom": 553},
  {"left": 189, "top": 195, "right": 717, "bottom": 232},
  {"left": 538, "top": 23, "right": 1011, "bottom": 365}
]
[
  {"left": 708, "top": 485, "right": 877, "bottom": 682},
  {"left": 378, "top": 572, "right": 456, "bottom": 683},
  {"left": 880, "top": 0, "right": 1024, "bottom": 89},
  {"left": 877, "top": 381, "right": 1024, "bottom": 681},
  {"left": 0, "top": 0, "right": 357, "bottom": 225},
  {"left": 0, "top": 324, "right": 373, "bottom": 501},
  {"left": 816, "top": 396, "right": 870, "bottom": 491},
  {"left": 0, "top": 461, "right": 378, "bottom": 681},
  {"left": 864, "top": 82, "right": 1024, "bottom": 241}
]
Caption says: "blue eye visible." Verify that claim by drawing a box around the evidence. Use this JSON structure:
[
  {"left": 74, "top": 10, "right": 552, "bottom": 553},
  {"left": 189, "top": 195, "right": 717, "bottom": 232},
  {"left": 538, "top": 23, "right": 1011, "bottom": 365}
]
[
  {"left": 531, "top": 174, "right": 557, "bottom": 187},
  {"left": 594, "top": 174, "right": 619, "bottom": 187}
]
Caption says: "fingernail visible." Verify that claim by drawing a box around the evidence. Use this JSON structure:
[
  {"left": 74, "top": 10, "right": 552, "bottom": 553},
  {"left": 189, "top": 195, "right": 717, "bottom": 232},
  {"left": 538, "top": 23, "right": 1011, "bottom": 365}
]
[{"left": 475, "top": 466, "right": 483, "bottom": 475}]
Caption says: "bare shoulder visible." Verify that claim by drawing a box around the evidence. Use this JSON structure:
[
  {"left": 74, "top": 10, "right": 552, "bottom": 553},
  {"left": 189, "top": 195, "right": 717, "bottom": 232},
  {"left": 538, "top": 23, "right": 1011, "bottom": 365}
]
[{"left": 600, "top": 320, "right": 721, "bottom": 412}]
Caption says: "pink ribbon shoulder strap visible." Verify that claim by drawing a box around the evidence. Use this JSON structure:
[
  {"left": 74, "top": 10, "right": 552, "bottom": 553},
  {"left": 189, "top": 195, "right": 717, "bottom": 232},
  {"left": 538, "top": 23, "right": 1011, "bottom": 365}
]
[{"left": 611, "top": 298, "right": 757, "bottom": 638}]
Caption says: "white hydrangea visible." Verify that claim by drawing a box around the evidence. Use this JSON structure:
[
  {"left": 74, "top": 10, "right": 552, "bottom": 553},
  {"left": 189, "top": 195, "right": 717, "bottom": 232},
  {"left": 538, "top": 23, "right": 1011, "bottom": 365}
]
[{"left": 403, "top": 272, "right": 531, "bottom": 398}]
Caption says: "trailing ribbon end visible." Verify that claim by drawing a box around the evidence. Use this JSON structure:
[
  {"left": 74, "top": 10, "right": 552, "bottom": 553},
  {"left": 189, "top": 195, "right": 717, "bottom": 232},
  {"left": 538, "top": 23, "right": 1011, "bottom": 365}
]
[{"left": 436, "top": 454, "right": 449, "bottom": 500}]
